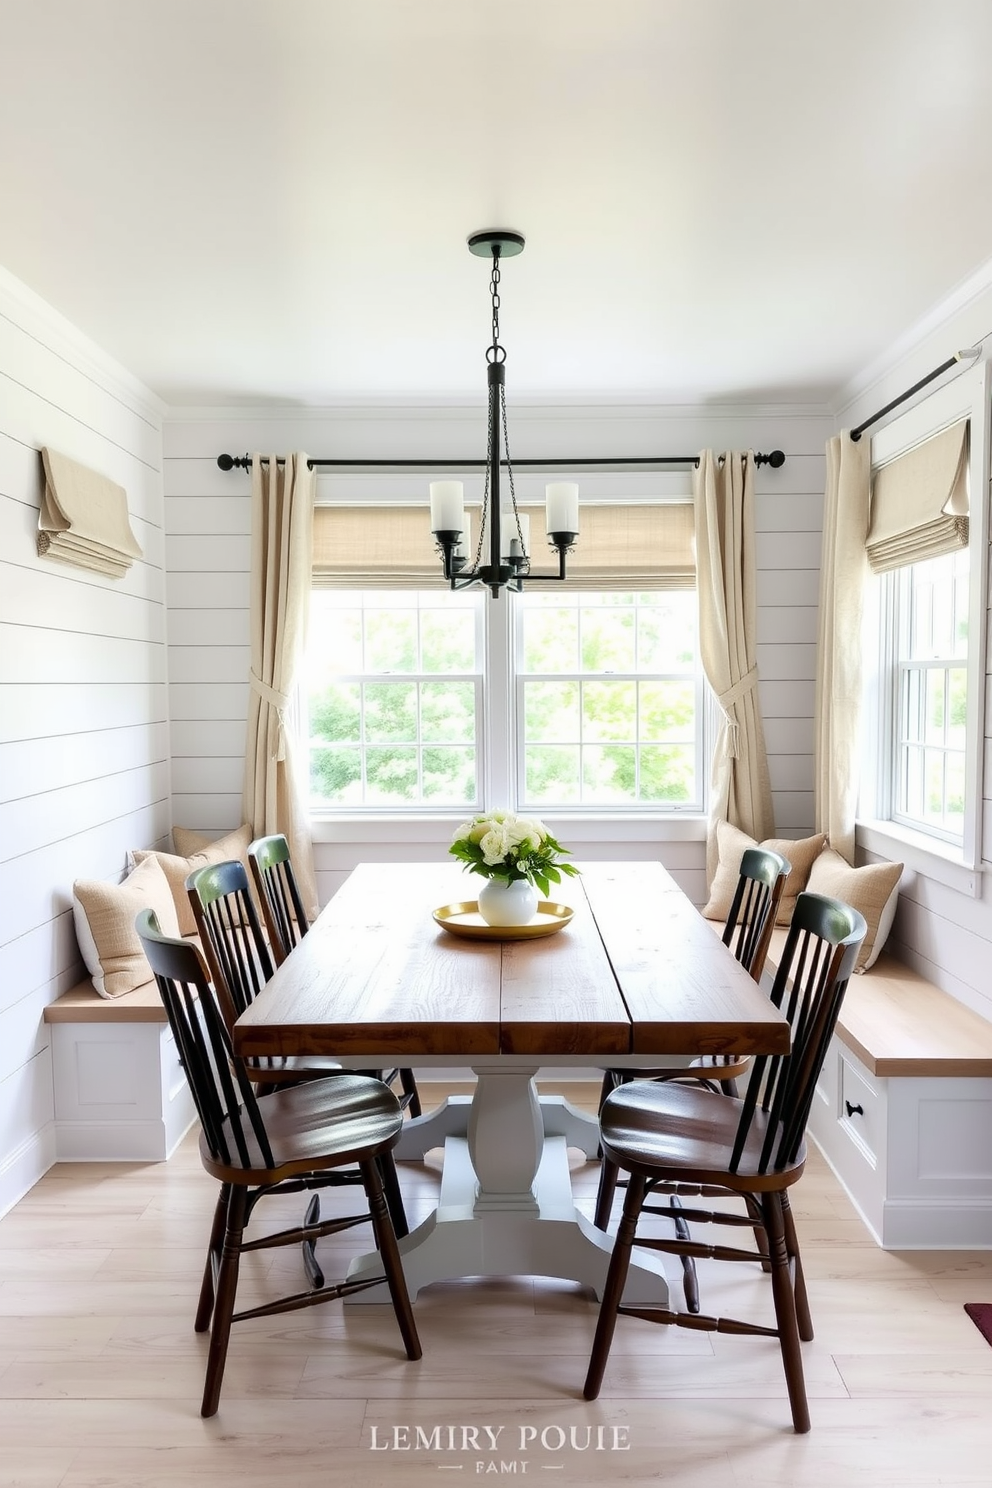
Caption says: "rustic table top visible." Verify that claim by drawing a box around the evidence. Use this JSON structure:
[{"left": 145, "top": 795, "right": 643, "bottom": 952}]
[{"left": 233, "top": 860, "right": 790, "bottom": 1062}]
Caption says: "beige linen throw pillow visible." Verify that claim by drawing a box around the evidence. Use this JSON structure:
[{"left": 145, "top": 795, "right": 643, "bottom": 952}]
[
  {"left": 131, "top": 824, "right": 256, "bottom": 935},
  {"left": 703, "top": 820, "right": 826, "bottom": 925},
  {"left": 73, "top": 854, "right": 180, "bottom": 998},
  {"left": 806, "top": 848, "right": 903, "bottom": 972}
]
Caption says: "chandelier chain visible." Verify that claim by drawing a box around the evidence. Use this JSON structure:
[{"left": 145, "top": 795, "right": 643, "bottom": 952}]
[{"left": 487, "top": 248, "right": 505, "bottom": 363}]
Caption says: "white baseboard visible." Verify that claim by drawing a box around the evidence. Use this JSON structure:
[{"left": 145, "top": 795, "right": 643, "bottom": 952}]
[
  {"left": 0, "top": 1124, "right": 57, "bottom": 1219},
  {"left": 53, "top": 1114, "right": 196, "bottom": 1163}
]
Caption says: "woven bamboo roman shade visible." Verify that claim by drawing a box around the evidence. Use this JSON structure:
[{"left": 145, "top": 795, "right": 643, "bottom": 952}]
[
  {"left": 312, "top": 502, "right": 695, "bottom": 590},
  {"left": 867, "top": 420, "right": 969, "bottom": 574},
  {"left": 37, "top": 448, "right": 143, "bottom": 578}
]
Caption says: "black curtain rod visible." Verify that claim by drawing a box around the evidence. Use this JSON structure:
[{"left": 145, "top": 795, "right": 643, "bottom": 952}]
[
  {"left": 849, "top": 347, "right": 982, "bottom": 443},
  {"left": 217, "top": 450, "right": 786, "bottom": 472}
]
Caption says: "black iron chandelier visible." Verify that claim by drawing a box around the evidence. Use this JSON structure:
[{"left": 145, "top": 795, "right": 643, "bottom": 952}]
[{"left": 429, "top": 230, "right": 578, "bottom": 598}]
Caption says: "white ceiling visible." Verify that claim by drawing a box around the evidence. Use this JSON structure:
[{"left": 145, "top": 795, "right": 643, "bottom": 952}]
[{"left": 2, "top": 0, "right": 992, "bottom": 409}]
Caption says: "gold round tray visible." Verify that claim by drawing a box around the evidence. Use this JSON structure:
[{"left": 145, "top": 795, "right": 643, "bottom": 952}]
[{"left": 432, "top": 900, "right": 574, "bottom": 941}]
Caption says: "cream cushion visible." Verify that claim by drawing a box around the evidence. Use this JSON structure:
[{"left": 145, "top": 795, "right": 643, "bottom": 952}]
[
  {"left": 703, "top": 820, "right": 827, "bottom": 925},
  {"left": 132, "top": 824, "right": 256, "bottom": 935},
  {"left": 806, "top": 848, "right": 903, "bottom": 973},
  {"left": 73, "top": 855, "right": 181, "bottom": 998}
]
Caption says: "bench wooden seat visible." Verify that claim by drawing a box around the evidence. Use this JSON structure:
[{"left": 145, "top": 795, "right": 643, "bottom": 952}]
[
  {"left": 44, "top": 976, "right": 168, "bottom": 1024},
  {"left": 765, "top": 927, "right": 992, "bottom": 1078}
]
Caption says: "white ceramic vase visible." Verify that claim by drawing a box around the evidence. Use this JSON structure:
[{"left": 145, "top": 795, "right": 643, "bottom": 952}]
[{"left": 477, "top": 877, "right": 539, "bottom": 927}]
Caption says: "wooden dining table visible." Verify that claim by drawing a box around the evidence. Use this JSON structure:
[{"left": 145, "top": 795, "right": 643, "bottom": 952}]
[{"left": 233, "top": 859, "right": 790, "bottom": 1308}]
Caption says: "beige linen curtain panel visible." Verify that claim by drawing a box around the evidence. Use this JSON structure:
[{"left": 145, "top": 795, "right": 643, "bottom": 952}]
[
  {"left": 243, "top": 453, "right": 318, "bottom": 920},
  {"left": 693, "top": 451, "right": 774, "bottom": 882},
  {"left": 814, "top": 433, "right": 870, "bottom": 864}
]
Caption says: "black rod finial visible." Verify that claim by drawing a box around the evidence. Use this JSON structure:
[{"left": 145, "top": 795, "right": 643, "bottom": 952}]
[
  {"left": 754, "top": 449, "right": 785, "bottom": 469},
  {"left": 217, "top": 453, "right": 251, "bottom": 471}
]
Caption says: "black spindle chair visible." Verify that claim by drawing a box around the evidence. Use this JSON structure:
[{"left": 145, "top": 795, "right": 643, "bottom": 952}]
[
  {"left": 135, "top": 909, "right": 421, "bottom": 1418},
  {"left": 594, "top": 847, "right": 790, "bottom": 1307},
  {"left": 185, "top": 858, "right": 410, "bottom": 1279},
  {"left": 248, "top": 833, "right": 423, "bottom": 1119},
  {"left": 582, "top": 891, "right": 866, "bottom": 1434}
]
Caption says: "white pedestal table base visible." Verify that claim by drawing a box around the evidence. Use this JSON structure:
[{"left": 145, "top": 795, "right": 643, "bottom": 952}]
[{"left": 345, "top": 1063, "right": 669, "bottom": 1308}]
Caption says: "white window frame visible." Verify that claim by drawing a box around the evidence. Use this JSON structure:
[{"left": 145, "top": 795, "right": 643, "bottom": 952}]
[
  {"left": 857, "top": 359, "right": 990, "bottom": 896},
  {"left": 510, "top": 589, "right": 706, "bottom": 814},
  {"left": 305, "top": 588, "right": 487, "bottom": 815},
  {"left": 307, "top": 478, "right": 711, "bottom": 849}
]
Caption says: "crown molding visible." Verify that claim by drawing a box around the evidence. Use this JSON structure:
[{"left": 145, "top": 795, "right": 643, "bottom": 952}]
[
  {"left": 0, "top": 264, "right": 166, "bottom": 425},
  {"left": 164, "top": 396, "right": 835, "bottom": 424},
  {"left": 833, "top": 255, "right": 992, "bottom": 424}
]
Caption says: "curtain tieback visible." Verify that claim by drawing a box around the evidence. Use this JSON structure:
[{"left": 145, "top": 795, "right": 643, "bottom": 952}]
[
  {"left": 250, "top": 671, "right": 289, "bottom": 762},
  {"left": 717, "top": 666, "right": 759, "bottom": 760}
]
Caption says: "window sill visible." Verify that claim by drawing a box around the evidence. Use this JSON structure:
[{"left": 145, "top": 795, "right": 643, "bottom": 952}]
[
  {"left": 855, "top": 819, "right": 982, "bottom": 898},
  {"left": 311, "top": 813, "right": 709, "bottom": 846}
]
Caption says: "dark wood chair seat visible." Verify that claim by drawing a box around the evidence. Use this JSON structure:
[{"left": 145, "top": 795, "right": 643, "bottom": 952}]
[
  {"left": 202, "top": 1074, "right": 408, "bottom": 1182},
  {"left": 583, "top": 890, "right": 866, "bottom": 1434},
  {"left": 598, "top": 1078, "right": 804, "bottom": 1192},
  {"left": 135, "top": 910, "right": 421, "bottom": 1417}
]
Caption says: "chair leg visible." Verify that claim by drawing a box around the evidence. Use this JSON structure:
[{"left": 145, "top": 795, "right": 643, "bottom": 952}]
[
  {"left": 762, "top": 1191, "right": 810, "bottom": 1434},
  {"left": 301, "top": 1193, "right": 325, "bottom": 1290},
  {"left": 377, "top": 1152, "right": 409, "bottom": 1240},
  {"left": 200, "top": 1183, "right": 248, "bottom": 1418},
  {"left": 194, "top": 1183, "right": 230, "bottom": 1333},
  {"left": 584, "top": 1171, "right": 646, "bottom": 1400},
  {"left": 362, "top": 1157, "right": 422, "bottom": 1361},
  {"left": 594, "top": 1156, "right": 621, "bottom": 1230},
  {"left": 399, "top": 1068, "right": 422, "bottom": 1119},
  {"left": 668, "top": 1195, "right": 700, "bottom": 1313},
  {"left": 743, "top": 1191, "right": 773, "bottom": 1272},
  {"left": 781, "top": 1191, "right": 813, "bottom": 1341}
]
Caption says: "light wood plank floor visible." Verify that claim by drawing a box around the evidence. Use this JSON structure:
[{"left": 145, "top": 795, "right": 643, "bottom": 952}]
[{"left": 2, "top": 1080, "right": 992, "bottom": 1486}]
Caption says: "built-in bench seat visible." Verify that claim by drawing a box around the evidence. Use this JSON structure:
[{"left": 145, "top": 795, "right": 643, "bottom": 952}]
[
  {"left": 43, "top": 975, "right": 197, "bottom": 1162},
  {"left": 764, "top": 926, "right": 992, "bottom": 1248},
  {"left": 44, "top": 976, "right": 172, "bottom": 1024}
]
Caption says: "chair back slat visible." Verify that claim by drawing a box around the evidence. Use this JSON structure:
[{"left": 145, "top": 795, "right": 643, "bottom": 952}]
[
  {"left": 135, "top": 910, "right": 275, "bottom": 1169},
  {"left": 729, "top": 891, "right": 866, "bottom": 1175},
  {"left": 723, "top": 847, "right": 791, "bottom": 981},
  {"left": 186, "top": 860, "right": 274, "bottom": 1029},
  {"left": 248, "top": 834, "right": 309, "bottom": 965}
]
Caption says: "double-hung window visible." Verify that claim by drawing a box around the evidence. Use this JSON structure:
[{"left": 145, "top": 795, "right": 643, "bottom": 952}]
[
  {"left": 890, "top": 550, "right": 968, "bottom": 841},
  {"left": 305, "top": 493, "right": 704, "bottom": 817},
  {"left": 860, "top": 362, "right": 989, "bottom": 881},
  {"left": 515, "top": 589, "right": 702, "bottom": 809}
]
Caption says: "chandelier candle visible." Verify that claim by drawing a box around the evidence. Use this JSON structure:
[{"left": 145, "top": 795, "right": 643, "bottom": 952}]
[
  {"left": 429, "top": 480, "right": 465, "bottom": 534},
  {"left": 501, "top": 511, "right": 530, "bottom": 560},
  {"left": 546, "top": 482, "right": 579, "bottom": 536}
]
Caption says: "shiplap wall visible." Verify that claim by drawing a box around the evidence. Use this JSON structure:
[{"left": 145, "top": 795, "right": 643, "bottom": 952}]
[
  {"left": 837, "top": 281, "right": 992, "bottom": 1023},
  {"left": 0, "top": 271, "right": 166, "bottom": 1212},
  {"left": 163, "top": 406, "right": 832, "bottom": 907}
]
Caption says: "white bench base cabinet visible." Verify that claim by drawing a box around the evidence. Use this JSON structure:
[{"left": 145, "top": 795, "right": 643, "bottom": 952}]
[
  {"left": 766, "top": 929, "right": 992, "bottom": 1249},
  {"left": 44, "top": 980, "right": 197, "bottom": 1162}
]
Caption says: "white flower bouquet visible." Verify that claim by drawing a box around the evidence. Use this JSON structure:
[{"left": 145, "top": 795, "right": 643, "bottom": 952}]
[{"left": 449, "top": 810, "right": 579, "bottom": 897}]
